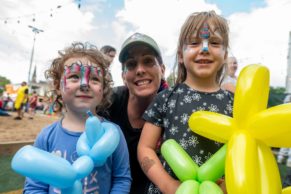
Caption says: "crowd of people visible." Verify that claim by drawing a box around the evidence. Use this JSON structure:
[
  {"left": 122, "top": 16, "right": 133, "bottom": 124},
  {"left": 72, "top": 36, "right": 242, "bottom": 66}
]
[
  {"left": 0, "top": 82, "right": 59, "bottom": 119},
  {"left": 5, "top": 10, "right": 290, "bottom": 194}
]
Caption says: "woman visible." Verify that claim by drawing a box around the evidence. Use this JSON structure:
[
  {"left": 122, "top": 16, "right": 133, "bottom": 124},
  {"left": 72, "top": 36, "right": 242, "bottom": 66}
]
[{"left": 101, "top": 32, "right": 168, "bottom": 194}]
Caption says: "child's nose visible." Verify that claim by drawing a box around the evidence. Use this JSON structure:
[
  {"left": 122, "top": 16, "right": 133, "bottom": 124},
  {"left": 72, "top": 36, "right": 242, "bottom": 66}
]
[
  {"left": 200, "top": 40, "right": 209, "bottom": 53},
  {"left": 80, "top": 84, "right": 90, "bottom": 91}
]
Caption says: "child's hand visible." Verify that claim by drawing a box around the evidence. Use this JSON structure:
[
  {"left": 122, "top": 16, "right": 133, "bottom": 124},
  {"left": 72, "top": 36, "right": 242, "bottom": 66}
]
[{"left": 216, "top": 178, "right": 227, "bottom": 194}]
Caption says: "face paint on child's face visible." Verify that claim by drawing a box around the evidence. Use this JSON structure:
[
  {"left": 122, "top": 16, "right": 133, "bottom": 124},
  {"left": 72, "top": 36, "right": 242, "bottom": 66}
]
[
  {"left": 199, "top": 22, "right": 210, "bottom": 52},
  {"left": 62, "top": 60, "right": 103, "bottom": 91}
]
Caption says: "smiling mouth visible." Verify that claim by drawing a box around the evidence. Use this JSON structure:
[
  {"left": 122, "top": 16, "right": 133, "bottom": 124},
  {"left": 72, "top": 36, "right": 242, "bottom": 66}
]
[
  {"left": 76, "top": 95, "right": 92, "bottom": 98},
  {"left": 135, "top": 80, "right": 151, "bottom": 86},
  {"left": 195, "top": 59, "right": 213, "bottom": 64}
]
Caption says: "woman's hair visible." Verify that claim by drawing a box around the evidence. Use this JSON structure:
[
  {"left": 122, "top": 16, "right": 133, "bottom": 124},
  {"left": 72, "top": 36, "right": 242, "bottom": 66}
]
[
  {"left": 175, "top": 11, "right": 229, "bottom": 84},
  {"left": 45, "top": 42, "right": 113, "bottom": 112}
]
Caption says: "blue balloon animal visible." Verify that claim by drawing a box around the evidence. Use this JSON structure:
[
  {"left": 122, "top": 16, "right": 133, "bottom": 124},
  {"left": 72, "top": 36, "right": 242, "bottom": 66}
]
[{"left": 11, "top": 111, "right": 120, "bottom": 193}]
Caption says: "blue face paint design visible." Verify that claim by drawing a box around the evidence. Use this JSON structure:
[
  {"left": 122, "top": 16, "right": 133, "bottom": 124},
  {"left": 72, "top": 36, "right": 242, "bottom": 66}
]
[{"left": 199, "top": 23, "right": 210, "bottom": 52}]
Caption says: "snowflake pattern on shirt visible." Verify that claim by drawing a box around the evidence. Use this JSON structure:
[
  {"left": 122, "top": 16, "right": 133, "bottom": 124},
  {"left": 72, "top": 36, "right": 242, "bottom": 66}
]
[{"left": 143, "top": 83, "right": 234, "bottom": 194}]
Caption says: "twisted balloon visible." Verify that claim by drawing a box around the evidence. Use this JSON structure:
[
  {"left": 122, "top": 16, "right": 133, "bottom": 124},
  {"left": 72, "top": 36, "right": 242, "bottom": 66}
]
[
  {"left": 189, "top": 64, "right": 291, "bottom": 194},
  {"left": 11, "top": 111, "right": 120, "bottom": 193}
]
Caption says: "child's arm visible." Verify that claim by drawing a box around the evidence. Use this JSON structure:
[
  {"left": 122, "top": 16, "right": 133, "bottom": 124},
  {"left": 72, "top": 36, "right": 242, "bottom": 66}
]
[
  {"left": 138, "top": 122, "right": 181, "bottom": 194},
  {"left": 110, "top": 125, "right": 132, "bottom": 194}
]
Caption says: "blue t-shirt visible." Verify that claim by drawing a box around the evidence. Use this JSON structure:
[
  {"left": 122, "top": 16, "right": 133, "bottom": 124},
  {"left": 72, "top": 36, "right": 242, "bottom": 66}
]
[{"left": 23, "top": 119, "right": 131, "bottom": 194}]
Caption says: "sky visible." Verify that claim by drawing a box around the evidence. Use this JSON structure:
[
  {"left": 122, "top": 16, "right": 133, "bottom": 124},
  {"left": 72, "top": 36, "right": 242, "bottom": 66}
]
[{"left": 1, "top": 0, "right": 291, "bottom": 88}]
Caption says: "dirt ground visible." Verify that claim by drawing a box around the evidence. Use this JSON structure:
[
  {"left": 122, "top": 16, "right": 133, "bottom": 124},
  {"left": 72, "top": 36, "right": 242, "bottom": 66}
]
[
  {"left": 0, "top": 112, "right": 59, "bottom": 144},
  {"left": 0, "top": 112, "right": 59, "bottom": 193}
]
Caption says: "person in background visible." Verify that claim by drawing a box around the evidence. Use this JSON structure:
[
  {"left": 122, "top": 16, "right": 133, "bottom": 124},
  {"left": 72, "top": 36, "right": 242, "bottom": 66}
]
[
  {"left": 24, "top": 42, "right": 131, "bottom": 193},
  {"left": 100, "top": 45, "right": 117, "bottom": 84},
  {"left": 14, "top": 81, "right": 29, "bottom": 120},
  {"left": 28, "top": 91, "right": 38, "bottom": 119},
  {"left": 100, "top": 45, "right": 117, "bottom": 65},
  {"left": 0, "top": 94, "right": 10, "bottom": 116},
  {"left": 221, "top": 56, "right": 238, "bottom": 93},
  {"left": 100, "top": 32, "right": 168, "bottom": 194},
  {"left": 138, "top": 11, "right": 233, "bottom": 194},
  {"left": 0, "top": 96, "right": 2, "bottom": 109},
  {"left": 2, "top": 94, "right": 11, "bottom": 110}
]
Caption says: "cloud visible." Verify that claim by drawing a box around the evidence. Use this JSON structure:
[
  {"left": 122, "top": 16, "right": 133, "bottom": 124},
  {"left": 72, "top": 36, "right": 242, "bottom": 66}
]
[
  {"left": 0, "top": 0, "right": 99, "bottom": 84},
  {"left": 1, "top": 0, "right": 290, "bottom": 89},
  {"left": 112, "top": 0, "right": 291, "bottom": 87},
  {"left": 113, "top": 0, "right": 220, "bottom": 77},
  {"left": 228, "top": 0, "right": 291, "bottom": 87}
]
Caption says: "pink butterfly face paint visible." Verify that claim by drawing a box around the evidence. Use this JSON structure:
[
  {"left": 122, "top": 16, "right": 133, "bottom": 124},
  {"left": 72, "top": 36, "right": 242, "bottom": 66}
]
[
  {"left": 62, "top": 60, "right": 103, "bottom": 91},
  {"left": 199, "top": 22, "right": 210, "bottom": 52}
]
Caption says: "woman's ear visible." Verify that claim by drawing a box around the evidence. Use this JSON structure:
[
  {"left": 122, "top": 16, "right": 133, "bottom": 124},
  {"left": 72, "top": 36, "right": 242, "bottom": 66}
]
[
  {"left": 121, "top": 71, "right": 127, "bottom": 86},
  {"left": 160, "top": 64, "right": 166, "bottom": 77}
]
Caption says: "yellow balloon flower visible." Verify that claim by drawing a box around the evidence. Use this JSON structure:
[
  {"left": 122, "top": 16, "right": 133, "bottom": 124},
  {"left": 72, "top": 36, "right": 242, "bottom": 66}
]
[{"left": 189, "top": 64, "right": 291, "bottom": 194}]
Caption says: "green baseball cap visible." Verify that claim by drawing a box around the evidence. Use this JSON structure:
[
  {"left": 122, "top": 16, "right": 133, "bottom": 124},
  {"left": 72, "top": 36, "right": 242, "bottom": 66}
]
[{"left": 119, "top": 32, "right": 162, "bottom": 63}]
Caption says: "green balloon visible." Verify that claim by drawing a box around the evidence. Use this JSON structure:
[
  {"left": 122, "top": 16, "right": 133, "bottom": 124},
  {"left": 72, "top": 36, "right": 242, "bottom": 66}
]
[
  {"left": 199, "top": 181, "right": 223, "bottom": 194},
  {"left": 161, "top": 139, "right": 199, "bottom": 181},
  {"left": 176, "top": 180, "right": 200, "bottom": 194},
  {"left": 197, "top": 144, "right": 226, "bottom": 182}
]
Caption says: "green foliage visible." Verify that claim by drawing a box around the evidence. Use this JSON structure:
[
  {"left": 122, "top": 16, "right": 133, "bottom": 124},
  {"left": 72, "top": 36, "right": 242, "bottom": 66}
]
[
  {"left": 166, "top": 72, "right": 176, "bottom": 87},
  {"left": 270, "top": 86, "right": 286, "bottom": 94},
  {"left": 268, "top": 86, "right": 286, "bottom": 107},
  {"left": 0, "top": 75, "right": 11, "bottom": 88}
]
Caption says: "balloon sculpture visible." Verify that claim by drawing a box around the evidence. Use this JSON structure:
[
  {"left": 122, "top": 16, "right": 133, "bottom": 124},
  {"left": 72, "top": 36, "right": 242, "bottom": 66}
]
[
  {"left": 161, "top": 139, "right": 226, "bottom": 194},
  {"left": 11, "top": 111, "right": 120, "bottom": 193},
  {"left": 187, "top": 64, "right": 291, "bottom": 194}
]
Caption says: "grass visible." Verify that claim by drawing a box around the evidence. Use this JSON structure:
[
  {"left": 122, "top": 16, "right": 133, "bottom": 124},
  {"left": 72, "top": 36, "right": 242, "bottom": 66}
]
[{"left": 0, "top": 155, "right": 24, "bottom": 193}]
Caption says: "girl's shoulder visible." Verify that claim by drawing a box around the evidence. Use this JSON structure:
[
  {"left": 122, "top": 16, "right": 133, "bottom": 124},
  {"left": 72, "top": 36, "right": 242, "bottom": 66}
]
[
  {"left": 36, "top": 120, "right": 63, "bottom": 142},
  {"left": 157, "top": 83, "right": 185, "bottom": 95},
  {"left": 39, "top": 120, "right": 61, "bottom": 135},
  {"left": 34, "top": 120, "right": 62, "bottom": 150},
  {"left": 153, "top": 83, "right": 183, "bottom": 101},
  {"left": 220, "top": 88, "right": 234, "bottom": 100},
  {"left": 100, "top": 118, "right": 121, "bottom": 131}
]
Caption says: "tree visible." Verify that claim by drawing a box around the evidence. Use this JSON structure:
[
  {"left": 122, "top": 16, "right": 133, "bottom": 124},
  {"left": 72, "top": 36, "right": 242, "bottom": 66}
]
[
  {"left": 268, "top": 86, "right": 286, "bottom": 107},
  {"left": 0, "top": 75, "right": 11, "bottom": 88},
  {"left": 166, "top": 72, "right": 176, "bottom": 87}
]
